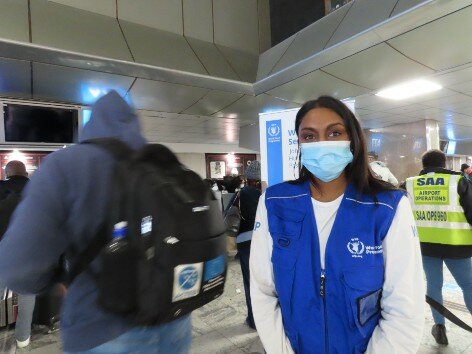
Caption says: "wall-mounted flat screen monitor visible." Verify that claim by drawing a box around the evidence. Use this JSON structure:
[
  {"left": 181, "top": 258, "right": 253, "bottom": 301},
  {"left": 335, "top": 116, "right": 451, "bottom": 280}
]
[{"left": 3, "top": 104, "right": 78, "bottom": 144}]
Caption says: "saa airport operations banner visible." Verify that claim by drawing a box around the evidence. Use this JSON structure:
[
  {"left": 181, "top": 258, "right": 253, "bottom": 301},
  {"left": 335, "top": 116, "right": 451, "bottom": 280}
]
[{"left": 259, "top": 108, "right": 299, "bottom": 187}]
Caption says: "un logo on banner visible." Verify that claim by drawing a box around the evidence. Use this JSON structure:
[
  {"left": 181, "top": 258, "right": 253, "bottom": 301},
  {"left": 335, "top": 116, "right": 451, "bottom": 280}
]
[{"left": 268, "top": 124, "right": 280, "bottom": 137}]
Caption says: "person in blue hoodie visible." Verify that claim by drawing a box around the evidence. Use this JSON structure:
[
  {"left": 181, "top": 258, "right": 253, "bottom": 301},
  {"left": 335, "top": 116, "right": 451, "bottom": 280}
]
[
  {"left": 0, "top": 91, "right": 192, "bottom": 353},
  {"left": 250, "top": 96, "right": 425, "bottom": 353}
]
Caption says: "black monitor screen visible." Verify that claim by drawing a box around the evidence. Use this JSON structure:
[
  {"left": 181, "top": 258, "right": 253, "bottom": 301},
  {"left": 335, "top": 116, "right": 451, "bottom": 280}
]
[{"left": 4, "top": 104, "right": 78, "bottom": 143}]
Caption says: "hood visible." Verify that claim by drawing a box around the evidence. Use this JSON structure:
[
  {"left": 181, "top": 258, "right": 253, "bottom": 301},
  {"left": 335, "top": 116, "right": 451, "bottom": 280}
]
[{"left": 80, "top": 90, "right": 146, "bottom": 149}]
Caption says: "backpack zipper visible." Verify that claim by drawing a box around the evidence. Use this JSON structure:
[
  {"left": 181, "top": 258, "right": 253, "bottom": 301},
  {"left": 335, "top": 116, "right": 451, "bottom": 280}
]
[{"left": 320, "top": 270, "right": 329, "bottom": 354}]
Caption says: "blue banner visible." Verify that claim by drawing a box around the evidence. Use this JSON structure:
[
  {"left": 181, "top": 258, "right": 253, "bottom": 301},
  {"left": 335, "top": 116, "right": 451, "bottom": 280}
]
[{"left": 266, "top": 119, "right": 283, "bottom": 185}]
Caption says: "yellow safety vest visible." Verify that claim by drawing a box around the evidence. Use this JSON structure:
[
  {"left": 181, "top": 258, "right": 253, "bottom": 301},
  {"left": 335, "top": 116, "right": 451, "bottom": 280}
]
[{"left": 406, "top": 173, "right": 472, "bottom": 246}]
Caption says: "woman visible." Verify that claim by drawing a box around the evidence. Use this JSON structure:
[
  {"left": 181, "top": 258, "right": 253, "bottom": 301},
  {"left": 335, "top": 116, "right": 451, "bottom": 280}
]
[{"left": 250, "top": 96, "right": 424, "bottom": 353}]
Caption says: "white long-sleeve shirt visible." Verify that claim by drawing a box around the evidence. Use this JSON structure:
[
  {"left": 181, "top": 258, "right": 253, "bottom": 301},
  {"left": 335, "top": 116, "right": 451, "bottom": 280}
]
[{"left": 249, "top": 195, "right": 425, "bottom": 354}]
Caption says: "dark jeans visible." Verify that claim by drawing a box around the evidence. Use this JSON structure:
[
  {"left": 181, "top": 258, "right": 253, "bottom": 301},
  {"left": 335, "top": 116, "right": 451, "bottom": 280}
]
[
  {"left": 422, "top": 256, "right": 472, "bottom": 324},
  {"left": 237, "top": 240, "right": 255, "bottom": 327}
]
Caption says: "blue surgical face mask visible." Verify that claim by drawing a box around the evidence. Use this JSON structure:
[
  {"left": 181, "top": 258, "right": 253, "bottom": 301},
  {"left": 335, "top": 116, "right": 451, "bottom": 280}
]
[{"left": 300, "top": 141, "right": 353, "bottom": 182}]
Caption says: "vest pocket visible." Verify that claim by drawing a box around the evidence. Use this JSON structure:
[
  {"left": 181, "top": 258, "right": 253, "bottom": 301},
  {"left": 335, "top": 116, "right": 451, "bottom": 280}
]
[
  {"left": 342, "top": 267, "right": 383, "bottom": 338},
  {"left": 269, "top": 208, "right": 304, "bottom": 240}
]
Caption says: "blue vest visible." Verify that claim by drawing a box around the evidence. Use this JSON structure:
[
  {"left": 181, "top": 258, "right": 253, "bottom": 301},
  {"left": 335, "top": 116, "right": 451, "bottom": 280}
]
[{"left": 265, "top": 181, "right": 403, "bottom": 354}]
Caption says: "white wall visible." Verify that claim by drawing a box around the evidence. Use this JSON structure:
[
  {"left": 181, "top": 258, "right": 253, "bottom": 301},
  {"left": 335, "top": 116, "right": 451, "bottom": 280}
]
[
  {"left": 176, "top": 153, "right": 206, "bottom": 178},
  {"left": 176, "top": 151, "right": 261, "bottom": 179}
]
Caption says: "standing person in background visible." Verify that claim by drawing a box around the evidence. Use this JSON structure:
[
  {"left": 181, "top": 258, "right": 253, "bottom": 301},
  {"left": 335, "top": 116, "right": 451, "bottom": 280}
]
[
  {"left": 0, "top": 160, "right": 36, "bottom": 349},
  {"left": 0, "top": 91, "right": 192, "bottom": 353},
  {"left": 236, "top": 162, "right": 261, "bottom": 329},
  {"left": 461, "top": 163, "right": 472, "bottom": 181},
  {"left": 250, "top": 96, "right": 424, "bottom": 354},
  {"left": 368, "top": 151, "right": 399, "bottom": 186},
  {"left": 406, "top": 149, "right": 472, "bottom": 346}
]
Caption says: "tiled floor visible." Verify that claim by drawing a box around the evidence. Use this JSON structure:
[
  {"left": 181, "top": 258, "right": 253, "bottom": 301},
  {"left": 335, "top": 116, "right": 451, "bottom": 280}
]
[{"left": 0, "top": 258, "right": 470, "bottom": 353}]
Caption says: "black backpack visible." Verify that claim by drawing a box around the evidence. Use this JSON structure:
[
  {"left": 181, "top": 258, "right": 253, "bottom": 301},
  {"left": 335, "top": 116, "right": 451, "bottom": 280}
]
[{"left": 68, "top": 138, "right": 228, "bottom": 325}]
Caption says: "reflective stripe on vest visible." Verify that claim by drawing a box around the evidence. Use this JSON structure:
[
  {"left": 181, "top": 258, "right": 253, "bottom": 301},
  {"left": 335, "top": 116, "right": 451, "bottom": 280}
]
[{"left": 406, "top": 174, "right": 472, "bottom": 246}]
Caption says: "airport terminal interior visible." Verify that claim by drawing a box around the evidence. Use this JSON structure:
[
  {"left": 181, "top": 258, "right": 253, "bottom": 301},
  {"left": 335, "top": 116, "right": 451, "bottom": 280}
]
[{"left": 0, "top": 0, "right": 471, "bottom": 353}]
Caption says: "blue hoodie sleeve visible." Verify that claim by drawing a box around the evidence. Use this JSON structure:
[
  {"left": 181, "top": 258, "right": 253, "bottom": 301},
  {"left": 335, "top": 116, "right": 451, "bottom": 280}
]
[{"left": 0, "top": 153, "right": 69, "bottom": 294}]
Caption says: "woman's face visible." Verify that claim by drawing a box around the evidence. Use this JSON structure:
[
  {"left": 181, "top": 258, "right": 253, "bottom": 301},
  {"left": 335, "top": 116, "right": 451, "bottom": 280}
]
[{"left": 298, "top": 107, "right": 350, "bottom": 143}]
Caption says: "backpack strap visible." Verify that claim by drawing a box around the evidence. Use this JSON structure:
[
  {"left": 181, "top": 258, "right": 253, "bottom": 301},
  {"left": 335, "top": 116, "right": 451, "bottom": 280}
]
[
  {"left": 65, "top": 138, "right": 134, "bottom": 284},
  {"left": 63, "top": 224, "right": 108, "bottom": 284}
]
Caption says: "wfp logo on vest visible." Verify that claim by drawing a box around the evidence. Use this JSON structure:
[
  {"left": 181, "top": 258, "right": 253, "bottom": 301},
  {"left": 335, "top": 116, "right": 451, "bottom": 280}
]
[
  {"left": 347, "top": 238, "right": 365, "bottom": 258},
  {"left": 347, "top": 238, "right": 383, "bottom": 258}
]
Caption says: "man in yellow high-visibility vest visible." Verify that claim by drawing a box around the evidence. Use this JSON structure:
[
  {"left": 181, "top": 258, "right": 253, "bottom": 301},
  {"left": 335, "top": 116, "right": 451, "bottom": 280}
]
[{"left": 406, "top": 149, "right": 471, "bottom": 346}]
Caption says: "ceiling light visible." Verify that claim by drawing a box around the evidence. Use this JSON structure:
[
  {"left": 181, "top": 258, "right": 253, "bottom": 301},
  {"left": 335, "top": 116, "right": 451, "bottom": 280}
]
[{"left": 376, "top": 79, "right": 442, "bottom": 100}]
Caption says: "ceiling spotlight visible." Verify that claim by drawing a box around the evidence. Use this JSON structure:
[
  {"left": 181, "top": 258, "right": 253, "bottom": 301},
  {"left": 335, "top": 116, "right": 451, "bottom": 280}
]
[{"left": 376, "top": 79, "right": 442, "bottom": 100}]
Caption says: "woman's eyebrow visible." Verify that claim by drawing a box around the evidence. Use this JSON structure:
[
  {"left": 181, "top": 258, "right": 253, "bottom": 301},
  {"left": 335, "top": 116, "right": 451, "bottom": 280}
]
[
  {"left": 326, "top": 123, "right": 345, "bottom": 129},
  {"left": 300, "top": 123, "right": 345, "bottom": 132}
]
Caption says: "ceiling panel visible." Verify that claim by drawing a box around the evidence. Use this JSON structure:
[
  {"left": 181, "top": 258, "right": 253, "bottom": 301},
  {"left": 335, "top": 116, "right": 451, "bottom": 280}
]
[
  {"left": 217, "top": 45, "right": 259, "bottom": 83},
  {"left": 396, "top": 87, "right": 458, "bottom": 104},
  {"left": 384, "top": 103, "right": 430, "bottom": 115},
  {"left": 434, "top": 66, "right": 472, "bottom": 87},
  {"left": 118, "top": 0, "right": 183, "bottom": 35},
  {"left": 120, "top": 21, "right": 206, "bottom": 75},
  {"left": 195, "top": 117, "right": 241, "bottom": 130},
  {"left": 322, "top": 43, "right": 434, "bottom": 90},
  {"left": 186, "top": 38, "right": 239, "bottom": 80},
  {"left": 213, "top": 0, "right": 259, "bottom": 55},
  {"left": 448, "top": 81, "right": 472, "bottom": 95},
  {"left": 33, "top": 63, "right": 134, "bottom": 104},
  {"left": 0, "top": 0, "right": 29, "bottom": 42},
  {"left": 0, "top": 57, "right": 31, "bottom": 99},
  {"left": 139, "top": 112, "right": 209, "bottom": 126},
  {"left": 257, "top": 34, "right": 297, "bottom": 80},
  {"left": 213, "top": 94, "right": 299, "bottom": 120},
  {"left": 390, "top": 0, "right": 427, "bottom": 17},
  {"left": 268, "top": 70, "right": 369, "bottom": 104},
  {"left": 271, "top": 4, "right": 352, "bottom": 74},
  {"left": 408, "top": 108, "right": 456, "bottom": 121},
  {"left": 183, "top": 90, "right": 244, "bottom": 116},
  {"left": 129, "top": 79, "right": 208, "bottom": 112},
  {"left": 183, "top": 0, "right": 213, "bottom": 42},
  {"left": 418, "top": 93, "right": 472, "bottom": 110},
  {"left": 353, "top": 94, "right": 415, "bottom": 110},
  {"left": 388, "top": 6, "right": 472, "bottom": 71},
  {"left": 448, "top": 105, "right": 472, "bottom": 117},
  {"left": 326, "top": 0, "right": 397, "bottom": 48},
  {"left": 49, "top": 0, "right": 116, "bottom": 17},
  {"left": 257, "top": 0, "right": 271, "bottom": 53},
  {"left": 355, "top": 109, "right": 395, "bottom": 120},
  {"left": 31, "top": 0, "right": 132, "bottom": 61}
]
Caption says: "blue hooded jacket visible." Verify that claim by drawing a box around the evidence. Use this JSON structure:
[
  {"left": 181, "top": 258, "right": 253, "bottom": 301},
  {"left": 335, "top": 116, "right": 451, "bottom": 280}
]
[{"left": 0, "top": 91, "right": 148, "bottom": 351}]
